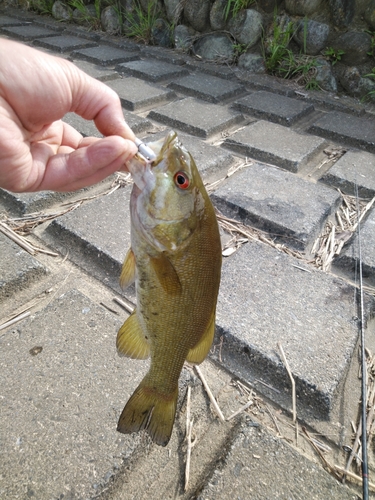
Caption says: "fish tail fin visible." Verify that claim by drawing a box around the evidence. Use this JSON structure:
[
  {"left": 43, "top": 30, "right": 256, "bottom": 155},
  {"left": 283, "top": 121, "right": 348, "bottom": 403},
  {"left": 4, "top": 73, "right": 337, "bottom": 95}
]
[{"left": 117, "top": 380, "right": 178, "bottom": 447}]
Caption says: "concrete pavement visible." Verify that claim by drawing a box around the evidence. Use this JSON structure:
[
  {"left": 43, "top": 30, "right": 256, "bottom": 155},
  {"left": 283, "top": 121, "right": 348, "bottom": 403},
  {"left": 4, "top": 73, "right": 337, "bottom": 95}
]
[{"left": 1, "top": 7, "right": 374, "bottom": 499}]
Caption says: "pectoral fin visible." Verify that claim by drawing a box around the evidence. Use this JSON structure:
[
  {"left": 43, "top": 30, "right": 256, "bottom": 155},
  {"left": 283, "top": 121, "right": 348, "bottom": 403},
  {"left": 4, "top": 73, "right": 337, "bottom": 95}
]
[
  {"left": 120, "top": 248, "right": 136, "bottom": 289},
  {"left": 150, "top": 254, "right": 182, "bottom": 295},
  {"left": 117, "top": 310, "right": 150, "bottom": 359},
  {"left": 186, "top": 309, "right": 216, "bottom": 364}
]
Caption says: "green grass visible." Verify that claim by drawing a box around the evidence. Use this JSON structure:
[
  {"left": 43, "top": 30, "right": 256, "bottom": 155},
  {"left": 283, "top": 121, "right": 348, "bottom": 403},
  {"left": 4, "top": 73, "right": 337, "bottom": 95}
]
[
  {"left": 223, "top": 0, "right": 255, "bottom": 21},
  {"left": 122, "top": 0, "right": 161, "bottom": 44},
  {"left": 323, "top": 46, "right": 345, "bottom": 65}
]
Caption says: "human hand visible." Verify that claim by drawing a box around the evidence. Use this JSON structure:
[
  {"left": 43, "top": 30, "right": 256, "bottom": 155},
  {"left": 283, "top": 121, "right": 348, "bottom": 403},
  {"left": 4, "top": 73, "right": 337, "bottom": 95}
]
[{"left": 0, "top": 39, "right": 137, "bottom": 193}]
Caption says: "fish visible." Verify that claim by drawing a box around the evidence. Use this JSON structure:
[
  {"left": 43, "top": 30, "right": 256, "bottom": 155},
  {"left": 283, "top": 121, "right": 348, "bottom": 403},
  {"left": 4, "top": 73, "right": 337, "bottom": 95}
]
[{"left": 116, "top": 130, "right": 222, "bottom": 446}]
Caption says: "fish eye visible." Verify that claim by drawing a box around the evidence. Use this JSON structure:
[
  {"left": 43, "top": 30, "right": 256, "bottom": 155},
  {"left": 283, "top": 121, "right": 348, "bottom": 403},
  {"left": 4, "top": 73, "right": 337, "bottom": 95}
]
[{"left": 174, "top": 171, "right": 190, "bottom": 189}]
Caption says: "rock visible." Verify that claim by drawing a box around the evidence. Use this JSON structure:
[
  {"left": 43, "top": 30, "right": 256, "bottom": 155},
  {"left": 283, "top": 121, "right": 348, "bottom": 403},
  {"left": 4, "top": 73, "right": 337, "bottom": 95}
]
[
  {"left": 294, "top": 19, "right": 329, "bottom": 55},
  {"left": 337, "top": 66, "right": 361, "bottom": 95},
  {"left": 101, "top": 6, "right": 120, "bottom": 34},
  {"left": 210, "top": 0, "right": 227, "bottom": 31},
  {"left": 365, "top": 1, "right": 375, "bottom": 30},
  {"left": 315, "top": 58, "right": 337, "bottom": 92},
  {"left": 228, "top": 9, "right": 263, "bottom": 47},
  {"left": 333, "top": 31, "right": 372, "bottom": 66},
  {"left": 359, "top": 77, "right": 375, "bottom": 102},
  {"left": 261, "top": 0, "right": 284, "bottom": 13},
  {"left": 72, "top": 4, "right": 97, "bottom": 25},
  {"left": 51, "top": 0, "right": 72, "bottom": 21},
  {"left": 184, "top": 0, "right": 211, "bottom": 32},
  {"left": 238, "top": 52, "right": 265, "bottom": 73},
  {"left": 152, "top": 18, "right": 172, "bottom": 47},
  {"left": 193, "top": 33, "right": 234, "bottom": 62},
  {"left": 164, "top": 0, "right": 181, "bottom": 23},
  {"left": 174, "top": 24, "right": 194, "bottom": 51},
  {"left": 328, "top": 0, "right": 355, "bottom": 27},
  {"left": 138, "top": 0, "right": 164, "bottom": 16},
  {"left": 285, "top": 0, "right": 323, "bottom": 16}
]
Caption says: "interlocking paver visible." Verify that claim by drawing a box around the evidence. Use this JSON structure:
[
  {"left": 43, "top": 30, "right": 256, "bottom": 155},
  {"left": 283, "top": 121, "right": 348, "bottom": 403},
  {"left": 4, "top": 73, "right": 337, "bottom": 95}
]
[
  {"left": 140, "top": 131, "right": 236, "bottom": 180},
  {"left": 320, "top": 150, "right": 375, "bottom": 198},
  {"left": 34, "top": 35, "right": 97, "bottom": 52},
  {"left": 0, "top": 233, "right": 48, "bottom": 301},
  {"left": 71, "top": 44, "right": 140, "bottom": 66},
  {"left": 0, "top": 15, "right": 27, "bottom": 26},
  {"left": 45, "top": 187, "right": 132, "bottom": 286},
  {"left": 116, "top": 59, "right": 189, "bottom": 82},
  {"left": 224, "top": 120, "right": 326, "bottom": 172},
  {"left": 148, "top": 97, "right": 244, "bottom": 138},
  {"left": 71, "top": 58, "right": 119, "bottom": 81},
  {"left": 0, "top": 188, "right": 75, "bottom": 214},
  {"left": 0, "top": 288, "right": 145, "bottom": 499},
  {"left": 233, "top": 90, "right": 314, "bottom": 126},
  {"left": 0, "top": 24, "right": 60, "bottom": 40},
  {"left": 168, "top": 73, "right": 245, "bottom": 103},
  {"left": 309, "top": 111, "right": 375, "bottom": 153},
  {"left": 211, "top": 162, "right": 341, "bottom": 250},
  {"left": 198, "top": 422, "right": 358, "bottom": 500},
  {"left": 106, "top": 77, "right": 177, "bottom": 111},
  {"left": 333, "top": 208, "right": 375, "bottom": 286},
  {"left": 215, "top": 240, "right": 366, "bottom": 418}
]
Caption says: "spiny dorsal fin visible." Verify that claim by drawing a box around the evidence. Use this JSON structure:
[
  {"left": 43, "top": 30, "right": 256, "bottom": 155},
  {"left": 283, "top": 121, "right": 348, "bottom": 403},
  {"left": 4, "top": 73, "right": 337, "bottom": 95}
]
[
  {"left": 186, "top": 309, "right": 216, "bottom": 364},
  {"left": 150, "top": 254, "right": 182, "bottom": 295},
  {"left": 120, "top": 248, "right": 136, "bottom": 289},
  {"left": 117, "top": 311, "right": 150, "bottom": 359}
]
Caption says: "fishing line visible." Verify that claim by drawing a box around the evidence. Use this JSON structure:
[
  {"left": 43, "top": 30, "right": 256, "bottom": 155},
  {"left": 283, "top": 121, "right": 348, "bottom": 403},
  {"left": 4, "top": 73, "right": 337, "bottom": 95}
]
[{"left": 355, "top": 182, "right": 369, "bottom": 500}]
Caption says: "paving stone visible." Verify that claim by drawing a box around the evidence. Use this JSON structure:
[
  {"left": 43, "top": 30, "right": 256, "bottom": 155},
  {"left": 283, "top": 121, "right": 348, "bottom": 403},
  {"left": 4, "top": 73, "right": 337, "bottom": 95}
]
[
  {"left": 198, "top": 422, "right": 358, "bottom": 500},
  {"left": 45, "top": 187, "right": 132, "bottom": 287},
  {"left": 0, "top": 188, "right": 76, "bottom": 214},
  {"left": 63, "top": 110, "right": 152, "bottom": 137},
  {"left": 33, "top": 35, "right": 97, "bottom": 53},
  {"left": 71, "top": 59, "right": 120, "bottom": 82},
  {"left": 237, "top": 72, "right": 296, "bottom": 97},
  {"left": 224, "top": 120, "right": 326, "bottom": 173},
  {"left": 333, "top": 208, "right": 375, "bottom": 286},
  {"left": 320, "top": 150, "right": 375, "bottom": 198},
  {"left": 140, "top": 131, "right": 236, "bottom": 180},
  {"left": 140, "top": 45, "right": 188, "bottom": 65},
  {"left": 233, "top": 90, "right": 314, "bottom": 126},
  {"left": 63, "top": 112, "right": 103, "bottom": 138},
  {"left": 211, "top": 162, "right": 341, "bottom": 251},
  {"left": 298, "top": 92, "right": 366, "bottom": 115},
  {"left": 71, "top": 45, "right": 139, "bottom": 66},
  {"left": 0, "top": 15, "right": 28, "bottom": 26},
  {"left": 0, "top": 288, "right": 145, "bottom": 499},
  {"left": 0, "top": 24, "right": 60, "bottom": 40},
  {"left": 309, "top": 111, "right": 375, "bottom": 153},
  {"left": 106, "top": 77, "right": 177, "bottom": 111},
  {"left": 168, "top": 73, "right": 245, "bottom": 103},
  {"left": 186, "top": 60, "right": 239, "bottom": 80},
  {"left": 0, "top": 233, "right": 48, "bottom": 301},
  {"left": 148, "top": 97, "right": 244, "bottom": 138},
  {"left": 214, "top": 240, "right": 368, "bottom": 418},
  {"left": 116, "top": 59, "right": 189, "bottom": 82}
]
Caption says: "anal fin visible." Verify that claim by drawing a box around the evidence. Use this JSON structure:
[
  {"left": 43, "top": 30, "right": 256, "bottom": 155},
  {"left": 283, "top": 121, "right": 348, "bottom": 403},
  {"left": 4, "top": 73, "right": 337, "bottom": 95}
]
[{"left": 117, "top": 310, "right": 150, "bottom": 359}]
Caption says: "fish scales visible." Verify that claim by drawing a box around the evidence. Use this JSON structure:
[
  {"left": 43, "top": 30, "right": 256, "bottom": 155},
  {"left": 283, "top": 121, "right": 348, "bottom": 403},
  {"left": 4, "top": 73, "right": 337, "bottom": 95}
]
[{"left": 116, "top": 131, "right": 222, "bottom": 446}]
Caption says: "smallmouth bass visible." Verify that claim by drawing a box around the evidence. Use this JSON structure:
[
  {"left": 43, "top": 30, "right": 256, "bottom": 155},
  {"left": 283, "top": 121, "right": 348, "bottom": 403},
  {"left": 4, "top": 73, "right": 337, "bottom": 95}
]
[{"left": 117, "top": 131, "right": 222, "bottom": 446}]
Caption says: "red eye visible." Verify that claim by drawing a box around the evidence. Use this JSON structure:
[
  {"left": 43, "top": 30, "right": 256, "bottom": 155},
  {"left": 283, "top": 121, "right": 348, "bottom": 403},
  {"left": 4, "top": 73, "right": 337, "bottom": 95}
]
[{"left": 174, "top": 171, "right": 190, "bottom": 189}]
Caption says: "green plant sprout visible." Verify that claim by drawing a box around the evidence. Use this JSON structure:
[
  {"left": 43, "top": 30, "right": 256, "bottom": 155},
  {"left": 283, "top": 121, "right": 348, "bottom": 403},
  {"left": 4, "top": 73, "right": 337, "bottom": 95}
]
[{"left": 323, "top": 46, "right": 345, "bottom": 65}]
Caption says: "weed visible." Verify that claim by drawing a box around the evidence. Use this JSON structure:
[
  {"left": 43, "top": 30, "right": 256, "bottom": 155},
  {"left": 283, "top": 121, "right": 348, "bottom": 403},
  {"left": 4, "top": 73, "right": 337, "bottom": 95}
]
[
  {"left": 123, "top": 0, "right": 161, "bottom": 44},
  {"left": 233, "top": 42, "right": 249, "bottom": 61},
  {"left": 68, "top": 0, "right": 101, "bottom": 29},
  {"left": 364, "top": 67, "right": 375, "bottom": 99},
  {"left": 365, "top": 30, "right": 375, "bottom": 58},
  {"left": 323, "top": 46, "right": 345, "bottom": 65},
  {"left": 29, "top": 0, "right": 54, "bottom": 15},
  {"left": 223, "top": 0, "right": 255, "bottom": 21},
  {"left": 262, "top": 17, "right": 319, "bottom": 90}
]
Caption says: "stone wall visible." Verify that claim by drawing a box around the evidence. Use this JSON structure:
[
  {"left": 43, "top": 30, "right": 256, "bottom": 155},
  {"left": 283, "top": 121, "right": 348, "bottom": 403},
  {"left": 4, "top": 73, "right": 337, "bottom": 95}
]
[{"left": 50, "top": 0, "right": 375, "bottom": 99}]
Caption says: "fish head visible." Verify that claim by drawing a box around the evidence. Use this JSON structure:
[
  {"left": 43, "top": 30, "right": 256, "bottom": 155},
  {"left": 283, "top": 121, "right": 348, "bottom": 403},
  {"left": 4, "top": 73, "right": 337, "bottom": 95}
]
[{"left": 128, "top": 131, "right": 206, "bottom": 253}]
